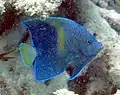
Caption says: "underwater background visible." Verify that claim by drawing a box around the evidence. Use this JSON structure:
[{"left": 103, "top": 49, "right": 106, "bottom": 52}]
[{"left": 0, "top": 0, "right": 120, "bottom": 95}]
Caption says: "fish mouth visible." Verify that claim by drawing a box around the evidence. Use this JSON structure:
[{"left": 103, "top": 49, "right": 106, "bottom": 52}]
[
  {"left": 79, "top": 43, "right": 104, "bottom": 57},
  {"left": 79, "top": 49, "right": 102, "bottom": 58},
  {"left": 78, "top": 49, "right": 92, "bottom": 57}
]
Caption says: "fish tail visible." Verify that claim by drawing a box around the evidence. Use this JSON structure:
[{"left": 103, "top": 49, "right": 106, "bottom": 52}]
[{"left": 19, "top": 43, "right": 36, "bottom": 67}]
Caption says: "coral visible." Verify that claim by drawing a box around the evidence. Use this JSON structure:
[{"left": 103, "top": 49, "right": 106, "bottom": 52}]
[
  {"left": 15, "top": 83, "right": 30, "bottom": 95},
  {"left": 0, "top": 4, "right": 22, "bottom": 35},
  {"left": 0, "top": 76, "right": 10, "bottom": 95},
  {"left": 53, "top": 88, "right": 78, "bottom": 95},
  {"left": 0, "top": 0, "right": 5, "bottom": 14},
  {"left": 68, "top": 75, "right": 89, "bottom": 95},
  {"left": 1, "top": 0, "right": 120, "bottom": 95},
  {"left": 0, "top": 58, "right": 69, "bottom": 95},
  {"left": 0, "top": 0, "right": 69, "bottom": 95},
  {"left": 115, "top": 90, "right": 120, "bottom": 95},
  {"left": 91, "top": 0, "right": 109, "bottom": 8},
  {"left": 100, "top": 8, "right": 120, "bottom": 34},
  {"left": 57, "top": 0, "right": 79, "bottom": 22},
  {"left": 18, "top": 32, "right": 30, "bottom": 44},
  {"left": 13, "top": 0, "right": 62, "bottom": 17},
  {"left": 107, "top": 0, "right": 120, "bottom": 13},
  {"left": 85, "top": 50, "right": 116, "bottom": 95},
  {"left": 115, "top": 0, "right": 120, "bottom": 6},
  {"left": 68, "top": 49, "right": 116, "bottom": 95},
  {"left": 70, "top": 0, "right": 120, "bottom": 94}
]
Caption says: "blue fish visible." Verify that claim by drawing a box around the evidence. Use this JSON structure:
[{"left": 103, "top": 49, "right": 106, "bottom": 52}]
[{"left": 19, "top": 17, "right": 103, "bottom": 82}]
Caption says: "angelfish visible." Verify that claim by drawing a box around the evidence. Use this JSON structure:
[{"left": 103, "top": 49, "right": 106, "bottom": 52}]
[{"left": 19, "top": 17, "right": 103, "bottom": 82}]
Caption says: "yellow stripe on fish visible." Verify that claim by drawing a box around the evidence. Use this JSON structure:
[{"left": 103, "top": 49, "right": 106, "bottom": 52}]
[
  {"left": 42, "top": 18, "right": 65, "bottom": 53},
  {"left": 57, "top": 25, "right": 64, "bottom": 50},
  {"left": 54, "top": 23, "right": 65, "bottom": 53}
]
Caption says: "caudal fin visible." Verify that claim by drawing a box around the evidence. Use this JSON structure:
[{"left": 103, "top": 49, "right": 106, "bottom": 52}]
[{"left": 19, "top": 43, "right": 37, "bottom": 67}]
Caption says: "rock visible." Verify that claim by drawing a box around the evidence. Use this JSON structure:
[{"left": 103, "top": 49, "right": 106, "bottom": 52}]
[
  {"left": 91, "top": 0, "right": 109, "bottom": 8},
  {"left": 76, "top": 0, "right": 120, "bottom": 94},
  {"left": 0, "top": 1, "right": 69, "bottom": 95},
  {"left": 100, "top": 8, "right": 120, "bottom": 34},
  {"left": 1, "top": 0, "right": 120, "bottom": 95},
  {"left": 0, "top": 0, "right": 5, "bottom": 14},
  {"left": 91, "top": 0, "right": 99, "bottom": 4},
  {"left": 13, "top": 0, "right": 62, "bottom": 17},
  {"left": 53, "top": 89, "right": 78, "bottom": 95},
  {"left": 115, "top": 90, "right": 120, "bottom": 95},
  {"left": 107, "top": 0, "right": 120, "bottom": 13},
  {"left": 115, "top": 0, "right": 120, "bottom": 6},
  {"left": 97, "top": 0, "right": 108, "bottom": 8}
]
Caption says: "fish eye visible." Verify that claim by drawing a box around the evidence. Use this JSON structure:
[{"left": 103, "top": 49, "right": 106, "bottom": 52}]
[{"left": 87, "top": 40, "right": 92, "bottom": 45}]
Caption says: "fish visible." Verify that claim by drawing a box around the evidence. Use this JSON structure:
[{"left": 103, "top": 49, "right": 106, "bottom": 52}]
[{"left": 19, "top": 17, "right": 103, "bottom": 82}]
